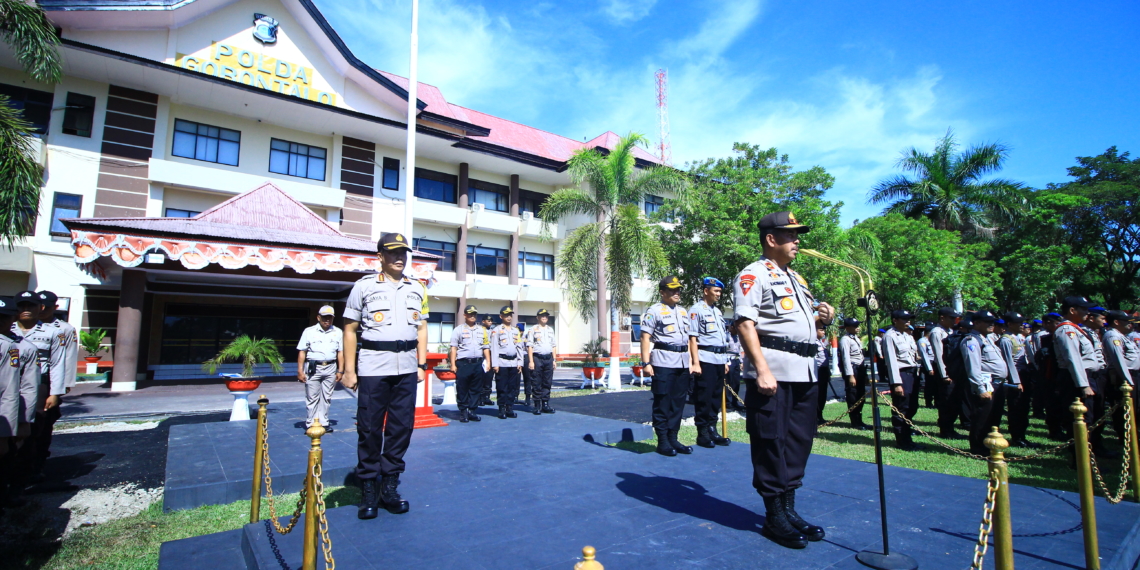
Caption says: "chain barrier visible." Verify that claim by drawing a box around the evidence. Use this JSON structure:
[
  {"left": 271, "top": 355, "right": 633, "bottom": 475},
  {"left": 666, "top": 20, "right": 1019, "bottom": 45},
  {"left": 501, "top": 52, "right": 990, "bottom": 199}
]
[
  {"left": 261, "top": 420, "right": 307, "bottom": 534},
  {"left": 969, "top": 474, "right": 1000, "bottom": 570},
  {"left": 877, "top": 397, "right": 990, "bottom": 461},
  {"left": 312, "top": 464, "right": 336, "bottom": 570},
  {"left": 722, "top": 381, "right": 867, "bottom": 427},
  {"left": 1086, "top": 401, "right": 1133, "bottom": 505}
]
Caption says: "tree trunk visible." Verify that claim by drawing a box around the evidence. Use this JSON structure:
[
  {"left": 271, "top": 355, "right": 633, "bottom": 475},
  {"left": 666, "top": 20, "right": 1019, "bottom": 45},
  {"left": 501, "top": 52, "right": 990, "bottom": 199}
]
[{"left": 596, "top": 209, "right": 608, "bottom": 341}]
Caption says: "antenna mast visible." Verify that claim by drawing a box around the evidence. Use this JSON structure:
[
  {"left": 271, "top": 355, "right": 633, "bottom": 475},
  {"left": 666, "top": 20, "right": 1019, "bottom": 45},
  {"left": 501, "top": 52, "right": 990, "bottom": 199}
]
[{"left": 655, "top": 68, "right": 671, "bottom": 166}]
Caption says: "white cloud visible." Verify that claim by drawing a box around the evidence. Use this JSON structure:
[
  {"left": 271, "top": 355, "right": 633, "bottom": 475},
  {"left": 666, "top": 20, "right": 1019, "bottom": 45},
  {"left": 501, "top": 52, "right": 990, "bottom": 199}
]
[{"left": 600, "top": 0, "right": 658, "bottom": 24}]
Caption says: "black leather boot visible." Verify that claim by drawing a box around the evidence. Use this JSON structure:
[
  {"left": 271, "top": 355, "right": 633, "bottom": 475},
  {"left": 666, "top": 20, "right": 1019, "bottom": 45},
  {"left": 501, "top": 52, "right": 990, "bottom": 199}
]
[
  {"left": 542, "top": 401, "right": 555, "bottom": 414},
  {"left": 709, "top": 426, "right": 731, "bottom": 446},
  {"left": 498, "top": 406, "right": 508, "bottom": 419},
  {"left": 655, "top": 429, "right": 676, "bottom": 457},
  {"left": 467, "top": 409, "right": 481, "bottom": 422},
  {"left": 358, "top": 478, "right": 379, "bottom": 519},
  {"left": 783, "top": 489, "right": 824, "bottom": 541},
  {"left": 668, "top": 429, "right": 692, "bottom": 454},
  {"left": 379, "top": 474, "right": 409, "bottom": 514},
  {"left": 533, "top": 401, "right": 543, "bottom": 415},
  {"left": 696, "top": 426, "right": 715, "bottom": 448},
  {"left": 761, "top": 495, "right": 807, "bottom": 549},
  {"left": 458, "top": 408, "right": 469, "bottom": 423},
  {"left": 506, "top": 405, "right": 517, "bottom": 418}
]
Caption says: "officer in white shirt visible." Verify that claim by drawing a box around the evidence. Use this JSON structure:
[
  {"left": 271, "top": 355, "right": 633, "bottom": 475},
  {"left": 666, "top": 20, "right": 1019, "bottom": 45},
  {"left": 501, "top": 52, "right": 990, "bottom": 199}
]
[
  {"left": 688, "top": 276, "right": 731, "bottom": 448},
  {"left": 642, "top": 276, "right": 692, "bottom": 457},
  {"left": 296, "top": 306, "right": 343, "bottom": 430},
  {"left": 37, "top": 292, "right": 77, "bottom": 392},
  {"left": 837, "top": 318, "right": 868, "bottom": 430},
  {"left": 449, "top": 306, "right": 490, "bottom": 423},
  {"left": 961, "top": 310, "right": 1008, "bottom": 456},
  {"left": 11, "top": 291, "right": 66, "bottom": 481},
  {"left": 1052, "top": 296, "right": 1108, "bottom": 454},
  {"left": 1103, "top": 310, "right": 1138, "bottom": 442},
  {"left": 883, "top": 310, "right": 921, "bottom": 451},
  {"left": 0, "top": 297, "right": 38, "bottom": 505},
  {"left": 525, "top": 309, "right": 557, "bottom": 414},
  {"left": 489, "top": 306, "right": 524, "bottom": 419}
]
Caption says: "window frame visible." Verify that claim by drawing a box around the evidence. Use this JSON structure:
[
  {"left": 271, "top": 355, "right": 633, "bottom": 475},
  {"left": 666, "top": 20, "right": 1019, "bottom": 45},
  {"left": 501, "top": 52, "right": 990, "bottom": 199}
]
[
  {"left": 61, "top": 92, "right": 96, "bottom": 138},
  {"left": 268, "top": 138, "right": 327, "bottom": 181},
  {"left": 49, "top": 193, "right": 82, "bottom": 236},
  {"left": 466, "top": 245, "right": 509, "bottom": 276},
  {"left": 414, "top": 168, "right": 458, "bottom": 204},
  {"left": 518, "top": 189, "right": 549, "bottom": 215},
  {"left": 172, "top": 119, "right": 241, "bottom": 166},
  {"left": 518, "top": 251, "right": 555, "bottom": 281},
  {"left": 469, "top": 179, "right": 509, "bottom": 213},
  {"left": 426, "top": 312, "right": 456, "bottom": 346},
  {"left": 382, "top": 157, "right": 400, "bottom": 190},
  {"left": 0, "top": 82, "right": 53, "bottom": 135},
  {"left": 412, "top": 238, "right": 457, "bottom": 272},
  {"left": 164, "top": 208, "right": 201, "bottom": 218},
  {"left": 644, "top": 194, "right": 665, "bottom": 216}
]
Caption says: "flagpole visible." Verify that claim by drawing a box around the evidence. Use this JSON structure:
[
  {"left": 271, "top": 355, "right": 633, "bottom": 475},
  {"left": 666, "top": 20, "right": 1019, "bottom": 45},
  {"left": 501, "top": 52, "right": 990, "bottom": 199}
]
[{"left": 401, "top": 0, "right": 419, "bottom": 239}]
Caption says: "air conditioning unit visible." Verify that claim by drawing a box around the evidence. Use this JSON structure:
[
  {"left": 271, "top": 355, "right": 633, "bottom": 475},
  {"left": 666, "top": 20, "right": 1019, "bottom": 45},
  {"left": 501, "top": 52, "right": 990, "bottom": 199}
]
[
  {"left": 520, "top": 211, "right": 534, "bottom": 221},
  {"left": 622, "top": 316, "right": 632, "bottom": 327},
  {"left": 470, "top": 203, "right": 485, "bottom": 213}
]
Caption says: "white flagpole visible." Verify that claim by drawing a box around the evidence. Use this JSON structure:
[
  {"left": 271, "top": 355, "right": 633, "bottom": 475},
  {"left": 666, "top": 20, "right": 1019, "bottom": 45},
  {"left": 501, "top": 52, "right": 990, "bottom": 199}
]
[{"left": 402, "top": 0, "right": 419, "bottom": 238}]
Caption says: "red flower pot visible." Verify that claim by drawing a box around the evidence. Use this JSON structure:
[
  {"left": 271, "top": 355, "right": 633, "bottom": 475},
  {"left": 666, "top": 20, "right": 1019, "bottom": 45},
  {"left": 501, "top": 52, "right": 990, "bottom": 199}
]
[
  {"left": 226, "top": 379, "right": 262, "bottom": 392},
  {"left": 631, "top": 365, "right": 645, "bottom": 377},
  {"left": 84, "top": 356, "right": 100, "bottom": 363},
  {"left": 434, "top": 370, "right": 456, "bottom": 381},
  {"left": 583, "top": 366, "right": 605, "bottom": 379}
]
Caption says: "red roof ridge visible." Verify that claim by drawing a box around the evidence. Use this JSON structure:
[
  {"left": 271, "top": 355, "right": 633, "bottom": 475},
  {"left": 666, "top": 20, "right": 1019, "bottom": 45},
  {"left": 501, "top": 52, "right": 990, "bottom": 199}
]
[
  {"left": 195, "top": 181, "right": 345, "bottom": 236},
  {"left": 446, "top": 103, "right": 590, "bottom": 144}
]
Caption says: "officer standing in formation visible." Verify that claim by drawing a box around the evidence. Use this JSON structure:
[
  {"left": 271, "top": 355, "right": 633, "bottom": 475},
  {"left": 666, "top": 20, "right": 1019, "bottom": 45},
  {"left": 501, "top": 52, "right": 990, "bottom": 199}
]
[
  {"left": 642, "top": 276, "right": 693, "bottom": 457},
  {"left": 479, "top": 313, "right": 496, "bottom": 407},
  {"left": 12, "top": 291, "right": 70, "bottom": 482},
  {"left": 0, "top": 297, "right": 38, "bottom": 508},
  {"left": 38, "top": 293, "right": 77, "bottom": 397},
  {"left": 525, "top": 309, "right": 557, "bottom": 414},
  {"left": 883, "top": 310, "right": 923, "bottom": 451},
  {"left": 725, "top": 322, "right": 747, "bottom": 413},
  {"left": 960, "top": 310, "right": 1008, "bottom": 456},
  {"left": 687, "top": 277, "right": 731, "bottom": 448},
  {"left": 490, "top": 306, "right": 523, "bottom": 419},
  {"left": 449, "top": 305, "right": 490, "bottom": 423},
  {"left": 341, "top": 233, "right": 428, "bottom": 520},
  {"left": 996, "top": 313, "right": 1035, "bottom": 448},
  {"left": 1102, "top": 310, "right": 1138, "bottom": 441},
  {"left": 733, "top": 212, "right": 834, "bottom": 549},
  {"left": 1051, "top": 296, "right": 1109, "bottom": 455},
  {"left": 916, "top": 322, "right": 936, "bottom": 409},
  {"left": 813, "top": 324, "right": 831, "bottom": 425},
  {"left": 928, "top": 307, "right": 961, "bottom": 438},
  {"left": 837, "top": 317, "right": 869, "bottom": 430},
  {"left": 296, "top": 305, "right": 343, "bottom": 431}
]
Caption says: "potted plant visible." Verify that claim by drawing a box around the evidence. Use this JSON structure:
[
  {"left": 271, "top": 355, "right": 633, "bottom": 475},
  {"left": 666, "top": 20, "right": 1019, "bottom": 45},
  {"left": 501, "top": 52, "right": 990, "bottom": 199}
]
[
  {"left": 202, "top": 335, "right": 284, "bottom": 391},
  {"left": 79, "top": 328, "right": 106, "bottom": 363},
  {"left": 581, "top": 336, "right": 609, "bottom": 380},
  {"left": 627, "top": 353, "right": 644, "bottom": 378},
  {"left": 430, "top": 343, "right": 454, "bottom": 380}
]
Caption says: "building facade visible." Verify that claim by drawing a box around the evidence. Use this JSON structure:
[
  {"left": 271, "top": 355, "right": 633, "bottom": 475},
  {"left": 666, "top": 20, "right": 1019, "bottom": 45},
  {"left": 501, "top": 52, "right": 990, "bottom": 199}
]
[{"left": 1, "top": 0, "right": 670, "bottom": 390}]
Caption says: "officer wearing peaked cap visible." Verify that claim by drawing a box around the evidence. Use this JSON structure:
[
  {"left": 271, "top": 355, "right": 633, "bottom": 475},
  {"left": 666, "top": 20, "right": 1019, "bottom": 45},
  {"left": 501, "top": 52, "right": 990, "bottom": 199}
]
[
  {"left": 961, "top": 310, "right": 1008, "bottom": 455},
  {"left": 688, "top": 277, "right": 732, "bottom": 448},
  {"left": 479, "top": 313, "right": 496, "bottom": 407},
  {"left": 1052, "top": 296, "right": 1112, "bottom": 455},
  {"left": 525, "top": 308, "right": 557, "bottom": 414},
  {"left": 450, "top": 305, "right": 490, "bottom": 423},
  {"left": 929, "top": 307, "right": 963, "bottom": 438},
  {"left": 342, "top": 232, "right": 429, "bottom": 519},
  {"left": 915, "top": 321, "right": 937, "bottom": 409},
  {"left": 490, "top": 306, "right": 524, "bottom": 419},
  {"left": 998, "top": 311, "right": 1037, "bottom": 448},
  {"left": 732, "top": 211, "right": 834, "bottom": 549},
  {"left": 37, "top": 292, "right": 77, "bottom": 393},
  {"left": 837, "top": 317, "right": 868, "bottom": 430},
  {"left": 883, "top": 309, "right": 922, "bottom": 450},
  {"left": 297, "top": 305, "right": 343, "bottom": 430},
  {"left": 0, "top": 297, "right": 39, "bottom": 503},
  {"left": 642, "top": 276, "right": 693, "bottom": 457},
  {"left": 12, "top": 291, "right": 66, "bottom": 481},
  {"left": 1102, "top": 310, "right": 1138, "bottom": 441}
]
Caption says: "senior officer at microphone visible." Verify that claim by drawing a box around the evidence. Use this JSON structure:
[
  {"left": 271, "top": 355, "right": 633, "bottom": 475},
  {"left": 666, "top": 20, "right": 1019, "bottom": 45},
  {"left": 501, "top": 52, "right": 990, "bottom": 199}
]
[
  {"left": 341, "top": 232, "right": 428, "bottom": 520},
  {"left": 732, "top": 211, "right": 834, "bottom": 550}
]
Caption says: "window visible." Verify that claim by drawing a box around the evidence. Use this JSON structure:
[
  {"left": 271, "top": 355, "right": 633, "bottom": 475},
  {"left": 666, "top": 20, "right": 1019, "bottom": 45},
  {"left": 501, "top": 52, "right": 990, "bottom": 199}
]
[
  {"left": 382, "top": 157, "right": 400, "bottom": 190},
  {"left": 631, "top": 314, "right": 642, "bottom": 340},
  {"left": 414, "top": 168, "right": 457, "bottom": 203},
  {"left": 0, "top": 83, "right": 53, "bottom": 135},
  {"left": 62, "top": 93, "right": 96, "bottom": 137},
  {"left": 412, "top": 238, "right": 457, "bottom": 272},
  {"left": 467, "top": 245, "right": 508, "bottom": 276},
  {"left": 518, "top": 252, "right": 554, "bottom": 280},
  {"left": 644, "top": 194, "right": 665, "bottom": 216},
  {"left": 470, "top": 179, "right": 508, "bottom": 212},
  {"left": 49, "top": 193, "right": 82, "bottom": 236},
  {"left": 426, "top": 312, "right": 455, "bottom": 346},
  {"left": 519, "top": 190, "right": 548, "bottom": 215},
  {"left": 160, "top": 304, "right": 308, "bottom": 365},
  {"left": 269, "top": 138, "right": 326, "bottom": 180},
  {"left": 172, "top": 119, "right": 240, "bottom": 166},
  {"left": 165, "top": 208, "right": 201, "bottom": 218}
]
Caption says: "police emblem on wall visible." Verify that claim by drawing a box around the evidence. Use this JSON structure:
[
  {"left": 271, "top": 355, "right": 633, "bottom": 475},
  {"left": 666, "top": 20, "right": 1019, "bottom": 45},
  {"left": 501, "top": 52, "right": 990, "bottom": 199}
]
[{"left": 253, "top": 13, "right": 280, "bottom": 44}]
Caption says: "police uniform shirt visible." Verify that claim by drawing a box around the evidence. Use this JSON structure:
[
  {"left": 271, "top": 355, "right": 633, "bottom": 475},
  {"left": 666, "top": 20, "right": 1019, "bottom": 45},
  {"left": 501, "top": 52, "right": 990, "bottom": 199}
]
[
  {"left": 917, "top": 336, "right": 935, "bottom": 374},
  {"left": 882, "top": 328, "right": 918, "bottom": 386},
  {"left": 928, "top": 325, "right": 951, "bottom": 378},
  {"left": 1083, "top": 326, "right": 1107, "bottom": 368},
  {"left": 297, "top": 324, "right": 343, "bottom": 362},
  {"left": 1103, "top": 328, "right": 1138, "bottom": 385},
  {"left": 343, "top": 274, "right": 429, "bottom": 376},
  {"left": 727, "top": 333, "right": 743, "bottom": 360},
  {"left": 1024, "top": 330, "right": 1040, "bottom": 370},
  {"left": 1128, "top": 331, "right": 1140, "bottom": 349},
  {"left": 962, "top": 331, "right": 1007, "bottom": 394},
  {"left": 688, "top": 301, "right": 729, "bottom": 365},
  {"left": 642, "top": 303, "right": 691, "bottom": 369},
  {"left": 12, "top": 321, "right": 66, "bottom": 396},
  {"left": 450, "top": 324, "right": 489, "bottom": 359},
  {"left": 0, "top": 333, "right": 39, "bottom": 437},
  {"left": 731, "top": 255, "right": 816, "bottom": 383},
  {"left": 814, "top": 337, "right": 830, "bottom": 369},
  {"left": 524, "top": 324, "right": 556, "bottom": 355},
  {"left": 838, "top": 333, "right": 864, "bottom": 376},
  {"left": 1053, "top": 322, "right": 1101, "bottom": 388},
  {"left": 47, "top": 319, "right": 78, "bottom": 389},
  {"left": 490, "top": 324, "right": 523, "bottom": 368},
  {"left": 997, "top": 334, "right": 1023, "bottom": 384}
]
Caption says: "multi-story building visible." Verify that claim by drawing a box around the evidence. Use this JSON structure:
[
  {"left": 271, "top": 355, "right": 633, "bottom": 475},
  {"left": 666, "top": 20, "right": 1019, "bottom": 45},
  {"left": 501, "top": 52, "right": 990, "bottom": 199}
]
[{"left": 0, "top": 0, "right": 669, "bottom": 391}]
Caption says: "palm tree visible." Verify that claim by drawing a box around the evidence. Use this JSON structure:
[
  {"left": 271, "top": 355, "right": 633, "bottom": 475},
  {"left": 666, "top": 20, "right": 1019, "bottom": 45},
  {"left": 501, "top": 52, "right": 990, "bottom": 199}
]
[
  {"left": 202, "top": 335, "right": 285, "bottom": 378},
  {"left": 539, "top": 132, "right": 690, "bottom": 369},
  {"left": 868, "top": 129, "right": 1027, "bottom": 239},
  {"left": 0, "top": 0, "right": 64, "bottom": 247}
]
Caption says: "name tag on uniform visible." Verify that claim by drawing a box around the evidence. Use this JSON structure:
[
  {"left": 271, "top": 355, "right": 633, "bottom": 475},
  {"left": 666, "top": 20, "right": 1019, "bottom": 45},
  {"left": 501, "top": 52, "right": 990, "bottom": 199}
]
[
  {"left": 769, "top": 280, "right": 788, "bottom": 286},
  {"left": 704, "top": 315, "right": 715, "bottom": 322},
  {"left": 462, "top": 333, "right": 471, "bottom": 338}
]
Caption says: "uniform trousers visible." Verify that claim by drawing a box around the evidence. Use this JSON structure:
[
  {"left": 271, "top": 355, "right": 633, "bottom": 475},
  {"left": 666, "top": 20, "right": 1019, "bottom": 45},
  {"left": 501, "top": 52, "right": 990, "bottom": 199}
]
[
  {"left": 1056, "top": 369, "right": 1108, "bottom": 449},
  {"left": 454, "top": 358, "right": 485, "bottom": 412},
  {"left": 355, "top": 372, "right": 417, "bottom": 480},
  {"left": 939, "top": 377, "right": 964, "bottom": 435},
  {"left": 727, "top": 358, "right": 744, "bottom": 410},
  {"left": 1026, "top": 367, "right": 1048, "bottom": 418},
  {"left": 531, "top": 354, "right": 554, "bottom": 402},
  {"left": 746, "top": 381, "right": 817, "bottom": 499},
  {"left": 651, "top": 366, "right": 691, "bottom": 431},
  {"left": 890, "top": 369, "right": 921, "bottom": 446},
  {"left": 693, "top": 361, "right": 725, "bottom": 429},
  {"left": 1005, "top": 368, "right": 1033, "bottom": 442},
  {"left": 495, "top": 365, "right": 520, "bottom": 408},
  {"left": 845, "top": 365, "right": 868, "bottom": 427},
  {"left": 25, "top": 381, "right": 62, "bottom": 474},
  {"left": 815, "top": 363, "right": 830, "bottom": 422},
  {"left": 923, "top": 370, "right": 939, "bottom": 407},
  {"left": 1043, "top": 367, "right": 1069, "bottom": 437},
  {"left": 963, "top": 389, "right": 996, "bottom": 456},
  {"left": 481, "top": 365, "right": 495, "bottom": 402},
  {"left": 304, "top": 363, "right": 338, "bottom": 428},
  {"left": 521, "top": 353, "right": 534, "bottom": 401}
]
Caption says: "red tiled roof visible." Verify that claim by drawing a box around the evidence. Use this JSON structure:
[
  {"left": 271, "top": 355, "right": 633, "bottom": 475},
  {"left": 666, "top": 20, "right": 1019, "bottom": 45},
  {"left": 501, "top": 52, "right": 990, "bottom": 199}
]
[{"left": 195, "top": 181, "right": 343, "bottom": 236}]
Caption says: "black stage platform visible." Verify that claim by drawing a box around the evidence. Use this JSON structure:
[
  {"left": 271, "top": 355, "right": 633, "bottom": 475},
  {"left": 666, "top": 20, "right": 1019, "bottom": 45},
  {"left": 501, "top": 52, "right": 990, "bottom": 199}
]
[{"left": 159, "top": 401, "right": 1140, "bottom": 570}]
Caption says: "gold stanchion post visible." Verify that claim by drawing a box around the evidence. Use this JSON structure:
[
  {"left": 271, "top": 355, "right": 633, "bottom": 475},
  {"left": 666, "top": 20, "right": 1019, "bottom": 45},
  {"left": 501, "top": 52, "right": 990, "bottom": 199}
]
[
  {"left": 1072, "top": 398, "right": 1099, "bottom": 570},
  {"left": 721, "top": 384, "right": 729, "bottom": 439},
  {"left": 302, "top": 421, "right": 325, "bottom": 570},
  {"left": 984, "top": 427, "right": 1014, "bottom": 570},
  {"left": 1123, "top": 383, "right": 1140, "bottom": 503},
  {"left": 250, "top": 395, "right": 269, "bottom": 523},
  {"left": 573, "top": 546, "right": 603, "bottom": 570}
]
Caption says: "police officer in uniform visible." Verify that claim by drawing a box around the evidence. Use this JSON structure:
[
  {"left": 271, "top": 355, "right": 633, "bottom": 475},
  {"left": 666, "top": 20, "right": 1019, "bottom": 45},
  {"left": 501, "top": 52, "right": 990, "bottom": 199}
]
[
  {"left": 961, "top": 310, "right": 1008, "bottom": 456},
  {"left": 642, "top": 276, "right": 693, "bottom": 456},
  {"left": 341, "top": 232, "right": 429, "bottom": 520},
  {"left": 1054, "top": 297, "right": 1114, "bottom": 456},
  {"left": 12, "top": 291, "right": 66, "bottom": 481},
  {"left": 813, "top": 324, "right": 831, "bottom": 425},
  {"left": 997, "top": 312, "right": 1036, "bottom": 447},
  {"left": 838, "top": 317, "right": 868, "bottom": 430},
  {"left": 1103, "top": 310, "right": 1138, "bottom": 441},
  {"left": 296, "top": 306, "right": 343, "bottom": 430},
  {"left": 687, "top": 277, "right": 732, "bottom": 448},
  {"left": 0, "top": 298, "right": 38, "bottom": 506},
  {"left": 37, "top": 292, "right": 77, "bottom": 394},
  {"left": 490, "top": 306, "right": 524, "bottom": 419},
  {"left": 883, "top": 310, "right": 922, "bottom": 451},
  {"left": 1039, "top": 313, "right": 1068, "bottom": 440},
  {"left": 450, "top": 306, "right": 490, "bottom": 423},
  {"left": 726, "top": 322, "right": 747, "bottom": 413},
  {"left": 928, "top": 307, "right": 962, "bottom": 438},
  {"left": 915, "top": 322, "right": 935, "bottom": 408},
  {"left": 525, "top": 309, "right": 557, "bottom": 414},
  {"left": 479, "top": 313, "right": 496, "bottom": 407},
  {"left": 733, "top": 212, "right": 834, "bottom": 549}
]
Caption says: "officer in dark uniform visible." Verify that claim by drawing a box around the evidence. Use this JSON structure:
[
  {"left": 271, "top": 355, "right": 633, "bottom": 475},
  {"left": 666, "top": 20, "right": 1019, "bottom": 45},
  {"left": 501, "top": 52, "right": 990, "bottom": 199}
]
[
  {"left": 479, "top": 313, "right": 496, "bottom": 407},
  {"left": 525, "top": 309, "right": 557, "bottom": 414},
  {"left": 687, "top": 276, "right": 732, "bottom": 448},
  {"left": 449, "top": 306, "right": 490, "bottom": 423},
  {"left": 642, "top": 276, "right": 693, "bottom": 456},
  {"left": 837, "top": 317, "right": 868, "bottom": 430},
  {"left": 341, "top": 232, "right": 429, "bottom": 519},
  {"left": 489, "top": 306, "right": 524, "bottom": 419}
]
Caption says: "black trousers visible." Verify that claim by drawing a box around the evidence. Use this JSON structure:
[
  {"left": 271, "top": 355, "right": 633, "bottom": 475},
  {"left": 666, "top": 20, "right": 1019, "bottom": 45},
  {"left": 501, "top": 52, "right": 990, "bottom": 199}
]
[
  {"left": 1026, "top": 367, "right": 1048, "bottom": 418},
  {"left": 481, "top": 366, "right": 495, "bottom": 401},
  {"left": 845, "top": 365, "right": 869, "bottom": 426},
  {"left": 1057, "top": 369, "right": 1108, "bottom": 448},
  {"left": 651, "top": 366, "right": 691, "bottom": 431},
  {"left": 356, "top": 372, "right": 417, "bottom": 480},
  {"left": 746, "top": 381, "right": 817, "bottom": 499},
  {"left": 890, "top": 369, "right": 921, "bottom": 446},
  {"left": 495, "top": 366, "right": 520, "bottom": 408},
  {"left": 694, "top": 361, "right": 725, "bottom": 429},
  {"left": 454, "top": 358, "right": 485, "bottom": 411},
  {"left": 939, "top": 377, "right": 963, "bottom": 435},
  {"left": 531, "top": 354, "right": 554, "bottom": 402},
  {"left": 1006, "top": 369, "right": 1033, "bottom": 442},
  {"left": 923, "top": 370, "right": 939, "bottom": 407},
  {"left": 521, "top": 354, "right": 533, "bottom": 400},
  {"left": 816, "top": 364, "right": 830, "bottom": 422},
  {"left": 964, "top": 390, "right": 996, "bottom": 456},
  {"left": 727, "top": 358, "right": 744, "bottom": 409}
]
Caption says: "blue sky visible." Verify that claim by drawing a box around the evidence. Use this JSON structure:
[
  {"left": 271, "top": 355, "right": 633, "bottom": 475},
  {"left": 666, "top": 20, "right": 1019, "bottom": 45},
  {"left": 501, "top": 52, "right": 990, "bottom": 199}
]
[{"left": 315, "top": 0, "right": 1140, "bottom": 226}]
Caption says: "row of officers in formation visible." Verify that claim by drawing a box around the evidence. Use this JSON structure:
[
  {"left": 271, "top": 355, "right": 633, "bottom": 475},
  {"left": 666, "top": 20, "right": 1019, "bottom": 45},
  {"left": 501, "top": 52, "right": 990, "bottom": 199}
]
[{"left": 0, "top": 290, "right": 78, "bottom": 508}]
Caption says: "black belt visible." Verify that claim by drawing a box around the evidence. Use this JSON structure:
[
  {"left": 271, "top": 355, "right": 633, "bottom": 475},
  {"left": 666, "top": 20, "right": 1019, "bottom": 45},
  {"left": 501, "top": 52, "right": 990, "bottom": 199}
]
[
  {"left": 757, "top": 336, "right": 817, "bottom": 358},
  {"left": 533, "top": 353, "right": 553, "bottom": 359},
  {"left": 697, "top": 345, "right": 727, "bottom": 354},
  {"left": 498, "top": 354, "right": 517, "bottom": 360},
  {"left": 360, "top": 339, "right": 418, "bottom": 352},
  {"left": 653, "top": 342, "right": 687, "bottom": 353},
  {"left": 457, "top": 357, "right": 483, "bottom": 364},
  {"left": 308, "top": 360, "right": 336, "bottom": 366},
  {"left": 899, "top": 366, "right": 918, "bottom": 373}
]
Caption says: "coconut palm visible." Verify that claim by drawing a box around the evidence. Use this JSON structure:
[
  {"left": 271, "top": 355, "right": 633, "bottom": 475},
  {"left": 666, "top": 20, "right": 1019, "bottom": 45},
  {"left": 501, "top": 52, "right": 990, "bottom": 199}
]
[
  {"left": 868, "top": 130, "right": 1028, "bottom": 239},
  {"left": 0, "top": 0, "right": 64, "bottom": 247},
  {"left": 539, "top": 132, "right": 691, "bottom": 350},
  {"left": 202, "top": 335, "right": 285, "bottom": 378}
]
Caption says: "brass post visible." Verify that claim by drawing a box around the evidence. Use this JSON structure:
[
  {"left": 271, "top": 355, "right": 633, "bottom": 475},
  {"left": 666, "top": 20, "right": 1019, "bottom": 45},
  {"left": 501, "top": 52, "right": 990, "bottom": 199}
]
[
  {"left": 1123, "top": 383, "right": 1140, "bottom": 503},
  {"left": 250, "top": 395, "right": 269, "bottom": 523},
  {"left": 985, "top": 427, "right": 1014, "bottom": 570},
  {"left": 302, "top": 420, "right": 325, "bottom": 570},
  {"left": 1072, "top": 398, "right": 1099, "bottom": 570},
  {"left": 721, "top": 383, "right": 729, "bottom": 439},
  {"left": 573, "top": 546, "right": 603, "bottom": 570}
]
